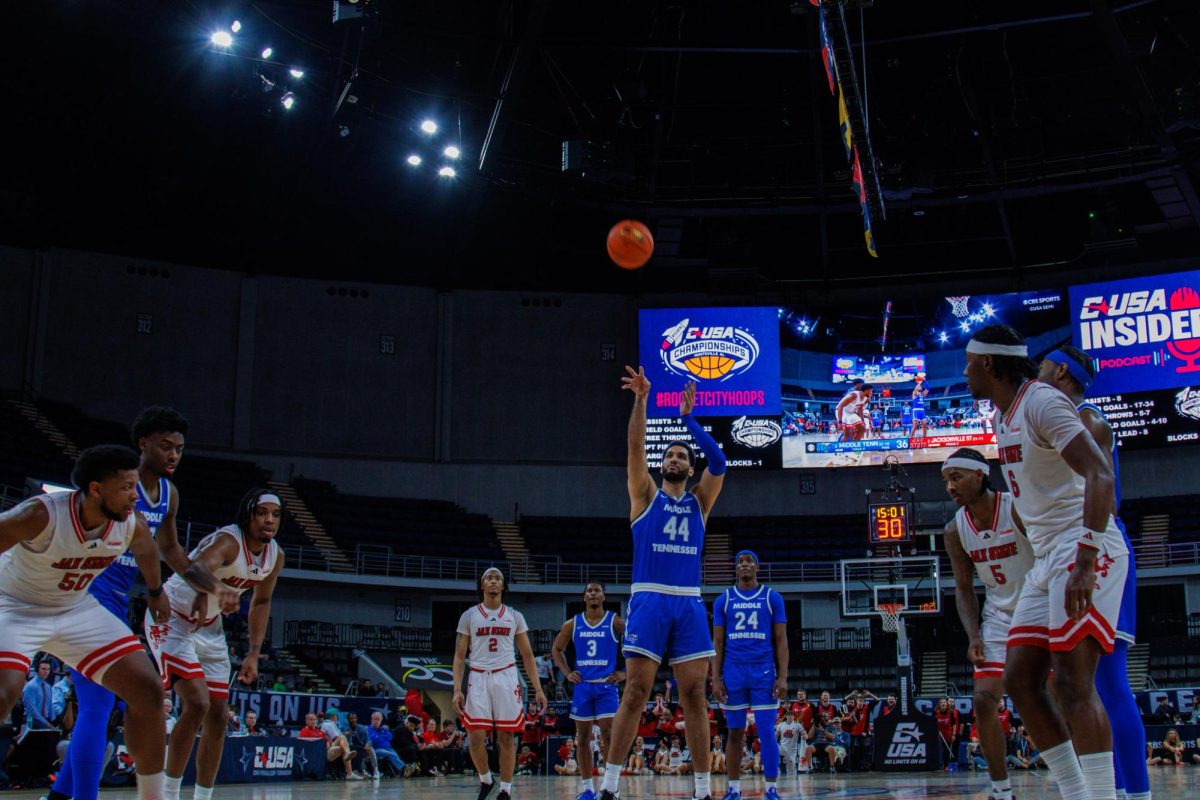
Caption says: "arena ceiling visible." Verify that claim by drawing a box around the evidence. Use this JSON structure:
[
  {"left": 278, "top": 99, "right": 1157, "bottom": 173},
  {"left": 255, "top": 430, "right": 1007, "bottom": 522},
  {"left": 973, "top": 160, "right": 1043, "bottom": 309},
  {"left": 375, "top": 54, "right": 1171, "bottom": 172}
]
[{"left": 3, "top": 0, "right": 1199, "bottom": 294}]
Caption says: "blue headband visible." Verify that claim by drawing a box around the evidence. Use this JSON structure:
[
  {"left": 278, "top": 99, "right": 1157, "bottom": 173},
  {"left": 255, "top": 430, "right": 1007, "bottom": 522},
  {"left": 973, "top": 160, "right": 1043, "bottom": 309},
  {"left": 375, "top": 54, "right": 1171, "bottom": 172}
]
[
  {"left": 1045, "top": 349, "right": 1094, "bottom": 390},
  {"left": 734, "top": 549, "right": 759, "bottom": 565}
]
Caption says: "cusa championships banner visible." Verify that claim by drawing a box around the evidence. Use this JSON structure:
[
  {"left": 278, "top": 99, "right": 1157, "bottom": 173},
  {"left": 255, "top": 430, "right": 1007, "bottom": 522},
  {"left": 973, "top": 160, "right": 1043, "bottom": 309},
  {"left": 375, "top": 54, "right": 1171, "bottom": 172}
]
[
  {"left": 639, "top": 307, "right": 781, "bottom": 418},
  {"left": 1071, "top": 269, "right": 1200, "bottom": 397}
]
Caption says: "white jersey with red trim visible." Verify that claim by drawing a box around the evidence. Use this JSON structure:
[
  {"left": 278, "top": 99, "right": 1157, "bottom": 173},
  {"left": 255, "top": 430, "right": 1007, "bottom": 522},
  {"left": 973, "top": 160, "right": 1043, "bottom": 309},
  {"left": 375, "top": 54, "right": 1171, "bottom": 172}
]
[
  {"left": 163, "top": 525, "right": 280, "bottom": 625},
  {"left": 955, "top": 492, "right": 1034, "bottom": 614},
  {"left": 457, "top": 603, "right": 528, "bottom": 671},
  {"left": 0, "top": 491, "right": 136, "bottom": 608},
  {"left": 992, "top": 380, "right": 1127, "bottom": 558}
]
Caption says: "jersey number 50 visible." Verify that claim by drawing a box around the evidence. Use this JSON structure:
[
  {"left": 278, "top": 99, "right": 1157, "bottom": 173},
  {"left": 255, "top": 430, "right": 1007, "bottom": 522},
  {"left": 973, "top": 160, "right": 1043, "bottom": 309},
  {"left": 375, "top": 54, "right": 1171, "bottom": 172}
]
[{"left": 58, "top": 572, "right": 95, "bottom": 592}]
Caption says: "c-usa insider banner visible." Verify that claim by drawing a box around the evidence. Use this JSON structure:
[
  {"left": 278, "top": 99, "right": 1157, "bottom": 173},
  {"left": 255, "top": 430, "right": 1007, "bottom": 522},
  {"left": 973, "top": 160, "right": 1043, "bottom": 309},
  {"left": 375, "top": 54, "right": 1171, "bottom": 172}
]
[
  {"left": 1071, "top": 270, "right": 1200, "bottom": 396},
  {"left": 639, "top": 307, "right": 781, "bottom": 418}
]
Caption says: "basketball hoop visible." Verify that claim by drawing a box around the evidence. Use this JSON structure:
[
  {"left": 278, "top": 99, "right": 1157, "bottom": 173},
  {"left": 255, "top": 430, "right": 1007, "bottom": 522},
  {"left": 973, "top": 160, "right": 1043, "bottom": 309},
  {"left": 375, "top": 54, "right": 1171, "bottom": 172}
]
[
  {"left": 946, "top": 296, "right": 971, "bottom": 318},
  {"left": 877, "top": 603, "right": 905, "bottom": 634}
]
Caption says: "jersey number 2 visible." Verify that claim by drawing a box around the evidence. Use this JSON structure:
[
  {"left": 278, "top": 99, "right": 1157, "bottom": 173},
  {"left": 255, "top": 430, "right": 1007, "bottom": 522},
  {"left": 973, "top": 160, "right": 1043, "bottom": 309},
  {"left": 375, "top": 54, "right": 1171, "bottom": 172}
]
[
  {"left": 488, "top": 638, "right": 498, "bottom": 653},
  {"left": 58, "top": 572, "right": 94, "bottom": 592}
]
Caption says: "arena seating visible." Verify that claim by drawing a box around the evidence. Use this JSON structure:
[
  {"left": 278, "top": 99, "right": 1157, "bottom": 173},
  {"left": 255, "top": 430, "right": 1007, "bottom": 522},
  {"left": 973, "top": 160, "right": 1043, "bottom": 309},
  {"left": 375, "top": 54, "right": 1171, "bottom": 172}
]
[
  {"left": 292, "top": 477, "right": 505, "bottom": 561},
  {"left": 519, "top": 515, "right": 633, "bottom": 562},
  {"left": 0, "top": 400, "right": 75, "bottom": 488}
]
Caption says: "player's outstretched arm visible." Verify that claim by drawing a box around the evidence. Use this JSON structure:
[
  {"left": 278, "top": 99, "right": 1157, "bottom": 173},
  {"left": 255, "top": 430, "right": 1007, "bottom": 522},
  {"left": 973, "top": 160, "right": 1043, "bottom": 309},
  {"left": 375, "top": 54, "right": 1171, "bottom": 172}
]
[
  {"left": 679, "top": 382, "right": 726, "bottom": 515},
  {"left": 0, "top": 497, "right": 49, "bottom": 556},
  {"left": 551, "top": 620, "right": 580, "bottom": 684},
  {"left": 516, "top": 631, "right": 547, "bottom": 713},
  {"left": 240, "top": 555, "right": 283, "bottom": 685},
  {"left": 943, "top": 519, "right": 984, "bottom": 664},
  {"left": 129, "top": 514, "right": 169, "bottom": 624},
  {"left": 155, "top": 482, "right": 190, "bottom": 576},
  {"left": 622, "top": 365, "right": 657, "bottom": 519},
  {"left": 183, "top": 532, "right": 241, "bottom": 628},
  {"left": 451, "top": 632, "right": 470, "bottom": 717}
]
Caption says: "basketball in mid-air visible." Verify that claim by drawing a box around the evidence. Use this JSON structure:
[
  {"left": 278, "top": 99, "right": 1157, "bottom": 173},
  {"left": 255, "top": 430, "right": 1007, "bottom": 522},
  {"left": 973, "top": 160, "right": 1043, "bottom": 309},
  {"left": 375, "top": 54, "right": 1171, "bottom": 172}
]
[{"left": 607, "top": 220, "right": 654, "bottom": 269}]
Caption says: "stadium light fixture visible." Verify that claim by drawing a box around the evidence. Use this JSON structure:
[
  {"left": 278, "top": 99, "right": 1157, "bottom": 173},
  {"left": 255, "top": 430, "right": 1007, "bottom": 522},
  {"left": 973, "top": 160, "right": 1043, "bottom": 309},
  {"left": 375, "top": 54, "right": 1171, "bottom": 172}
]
[
  {"left": 289, "top": 68, "right": 305, "bottom": 79},
  {"left": 211, "top": 31, "right": 234, "bottom": 48},
  {"left": 280, "top": 92, "right": 295, "bottom": 110},
  {"left": 981, "top": 303, "right": 994, "bottom": 316},
  {"left": 420, "top": 119, "right": 438, "bottom": 135},
  {"left": 438, "top": 166, "right": 457, "bottom": 178},
  {"left": 959, "top": 321, "right": 970, "bottom": 333},
  {"left": 938, "top": 331, "right": 949, "bottom": 343},
  {"left": 443, "top": 145, "right": 461, "bottom": 159},
  {"left": 406, "top": 154, "right": 422, "bottom": 167},
  {"left": 231, "top": 20, "right": 242, "bottom": 32},
  {"left": 261, "top": 47, "right": 273, "bottom": 59}
]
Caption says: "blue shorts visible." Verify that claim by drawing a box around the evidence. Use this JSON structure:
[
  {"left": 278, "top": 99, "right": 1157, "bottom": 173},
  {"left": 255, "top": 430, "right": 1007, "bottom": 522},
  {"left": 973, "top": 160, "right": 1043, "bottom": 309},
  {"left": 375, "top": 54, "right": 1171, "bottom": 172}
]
[
  {"left": 720, "top": 660, "right": 776, "bottom": 728},
  {"left": 570, "top": 681, "right": 619, "bottom": 721},
  {"left": 1115, "top": 517, "right": 1136, "bottom": 643},
  {"left": 913, "top": 408, "right": 926, "bottom": 421},
  {"left": 902, "top": 413, "right": 912, "bottom": 426},
  {"left": 623, "top": 592, "right": 714, "bottom": 666}
]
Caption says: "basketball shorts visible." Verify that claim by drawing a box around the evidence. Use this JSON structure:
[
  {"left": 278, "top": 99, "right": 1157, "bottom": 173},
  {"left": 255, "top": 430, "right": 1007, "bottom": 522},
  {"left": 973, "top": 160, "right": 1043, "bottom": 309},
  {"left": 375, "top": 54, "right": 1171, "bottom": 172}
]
[
  {"left": 145, "top": 609, "right": 231, "bottom": 700},
  {"left": 720, "top": 659, "right": 777, "bottom": 728},
  {"left": 623, "top": 592, "right": 714, "bottom": 666},
  {"left": 570, "top": 680, "right": 619, "bottom": 721},
  {"left": 974, "top": 605, "right": 1012, "bottom": 680},
  {"left": 913, "top": 408, "right": 926, "bottom": 421},
  {"left": 0, "top": 593, "right": 145, "bottom": 685},
  {"left": 902, "top": 413, "right": 912, "bottom": 427},
  {"left": 1007, "top": 537, "right": 1129, "bottom": 654},
  {"left": 463, "top": 663, "right": 525, "bottom": 732},
  {"left": 1114, "top": 517, "right": 1136, "bottom": 644},
  {"left": 841, "top": 413, "right": 863, "bottom": 429}
]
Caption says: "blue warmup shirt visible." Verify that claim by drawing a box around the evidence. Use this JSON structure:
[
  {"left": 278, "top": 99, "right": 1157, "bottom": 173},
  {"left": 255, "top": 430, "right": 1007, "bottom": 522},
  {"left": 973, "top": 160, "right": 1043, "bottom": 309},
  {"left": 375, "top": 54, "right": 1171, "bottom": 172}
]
[
  {"left": 573, "top": 611, "right": 619, "bottom": 680},
  {"left": 713, "top": 585, "right": 786, "bottom": 663},
  {"left": 631, "top": 490, "right": 705, "bottom": 595},
  {"left": 88, "top": 477, "right": 169, "bottom": 617}
]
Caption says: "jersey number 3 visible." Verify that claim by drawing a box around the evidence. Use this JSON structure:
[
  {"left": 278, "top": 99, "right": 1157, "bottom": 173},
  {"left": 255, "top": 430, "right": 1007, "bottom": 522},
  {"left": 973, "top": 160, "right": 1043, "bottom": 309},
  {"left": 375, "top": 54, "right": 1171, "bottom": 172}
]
[
  {"left": 585, "top": 640, "right": 598, "bottom": 657},
  {"left": 663, "top": 515, "right": 690, "bottom": 542}
]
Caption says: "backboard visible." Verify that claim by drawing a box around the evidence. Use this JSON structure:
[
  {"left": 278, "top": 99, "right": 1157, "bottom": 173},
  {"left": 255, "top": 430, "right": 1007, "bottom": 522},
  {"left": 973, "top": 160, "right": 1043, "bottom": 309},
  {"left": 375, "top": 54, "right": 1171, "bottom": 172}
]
[{"left": 839, "top": 555, "right": 941, "bottom": 618}]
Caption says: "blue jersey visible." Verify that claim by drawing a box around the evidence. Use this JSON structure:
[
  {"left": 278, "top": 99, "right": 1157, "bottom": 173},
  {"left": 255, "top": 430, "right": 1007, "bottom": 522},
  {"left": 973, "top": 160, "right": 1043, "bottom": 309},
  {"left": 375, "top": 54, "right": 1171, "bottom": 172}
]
[
  {"left": 572, "top": 611, "right": 620, "bottom": 681},
  {"left": 713, "top": 585, "right": 786, "bottom": 664},
  {"left": 631, "top": 489, "right": 705, "bottom": 595},
  {"left": 913, "top": 388, "right": 926, "bottom": 409},
  {"left": 88, "top": 477, "right": 170, "bottom": 616}
]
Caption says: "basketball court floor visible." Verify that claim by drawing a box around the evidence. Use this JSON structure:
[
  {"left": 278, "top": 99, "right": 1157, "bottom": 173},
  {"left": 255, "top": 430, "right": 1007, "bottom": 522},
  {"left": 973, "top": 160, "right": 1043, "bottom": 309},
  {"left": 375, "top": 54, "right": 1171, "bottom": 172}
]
[{"left": 7, "top": 771, "right": 1194, "bottom": 800}]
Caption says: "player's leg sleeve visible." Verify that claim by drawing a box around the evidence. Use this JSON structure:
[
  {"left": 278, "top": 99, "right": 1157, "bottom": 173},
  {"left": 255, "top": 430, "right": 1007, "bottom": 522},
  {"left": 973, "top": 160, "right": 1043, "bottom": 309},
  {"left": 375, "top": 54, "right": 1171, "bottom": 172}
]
[
  {"left": 753, "top": 708, "right": 780, "bottom": 780},
  {"left": 63, "top": 669, "right": 117, "bottom": 800},
  {"left": 1096, "top": 640, "right": 1148, "bottom": 795}
]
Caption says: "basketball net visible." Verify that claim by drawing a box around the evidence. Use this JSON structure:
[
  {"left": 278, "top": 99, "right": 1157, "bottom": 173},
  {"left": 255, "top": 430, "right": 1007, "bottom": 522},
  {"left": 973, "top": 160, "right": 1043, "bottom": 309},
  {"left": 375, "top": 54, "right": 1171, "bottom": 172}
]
[
  {"left": 878, "top": 603, "right": 905, "bottom": 634},
  {"left": 946, "top": 296, "right": 971, "bottom": 318}
]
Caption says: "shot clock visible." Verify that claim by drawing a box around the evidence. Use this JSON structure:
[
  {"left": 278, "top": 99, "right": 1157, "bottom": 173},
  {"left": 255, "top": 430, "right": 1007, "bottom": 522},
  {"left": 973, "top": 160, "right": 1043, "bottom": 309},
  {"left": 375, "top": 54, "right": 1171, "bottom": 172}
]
[{"left": 867, "top": 489, "right": 914, "bottom": 544}]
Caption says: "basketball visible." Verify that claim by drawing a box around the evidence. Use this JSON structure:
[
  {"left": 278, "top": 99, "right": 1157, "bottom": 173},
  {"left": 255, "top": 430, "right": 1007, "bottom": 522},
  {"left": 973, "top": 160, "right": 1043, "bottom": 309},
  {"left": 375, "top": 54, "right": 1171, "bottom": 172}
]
[{"left": 607, "top": 219, "right": 654, "bottom": 270}]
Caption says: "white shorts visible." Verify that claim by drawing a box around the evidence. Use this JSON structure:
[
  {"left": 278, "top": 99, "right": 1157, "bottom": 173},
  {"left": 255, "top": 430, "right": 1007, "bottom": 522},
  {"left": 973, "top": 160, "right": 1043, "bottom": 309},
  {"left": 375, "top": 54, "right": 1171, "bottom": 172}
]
[
  {"left": 0, "top": 594, "right": 145, "bottom": 684},
  {"left": 974, "top": 606, "right": 1012, "bottom": 680},
  {"left": 842, "top": 413, "right": 863, "bottom": 428},
  {"left": 145, "top": 610, "right": 231, "bottom": 700},
  {"left": 1007, "top": 538, "right": 1128, "bottom": 654},
  {"left": 462, "top": 664, "right": 525, "bottom": 732}
]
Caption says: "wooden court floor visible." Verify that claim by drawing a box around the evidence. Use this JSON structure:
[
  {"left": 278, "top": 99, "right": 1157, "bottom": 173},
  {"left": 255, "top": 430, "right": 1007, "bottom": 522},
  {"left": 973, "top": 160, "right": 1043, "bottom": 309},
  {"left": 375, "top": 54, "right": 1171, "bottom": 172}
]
[{"left": 9, "top": 769, "right": 1196, "bottom": 800}]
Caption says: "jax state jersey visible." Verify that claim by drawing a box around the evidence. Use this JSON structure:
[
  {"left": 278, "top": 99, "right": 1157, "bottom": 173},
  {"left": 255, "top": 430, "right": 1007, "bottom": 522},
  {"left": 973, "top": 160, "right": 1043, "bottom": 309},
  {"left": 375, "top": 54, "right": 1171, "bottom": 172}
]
[
  {"left": 457, "top": 603, "right": 528, "bottom": 670},
  {"left": 0, "top": 491, "right": 136, "bottom": 608},
  {"left": 89, "top": 477, "right": 171, "bottom": 614},
  {"left": 631, "top": 490, "right": 705, "bottom": 596},
  {"left": 993, "top": 380, "right": 1127, "bottom": 558},
  {"left": 713, "top": 585, "right": 786, "bottom": 663},
  {"left": 955, "top": 492, "right": 1034, "bottom": 614},
  {"left": 572, "top": 611, "right": 619, "bottom": 681},
  {"left": 163, "top": 525, "right": 280, "bottom": 626}
]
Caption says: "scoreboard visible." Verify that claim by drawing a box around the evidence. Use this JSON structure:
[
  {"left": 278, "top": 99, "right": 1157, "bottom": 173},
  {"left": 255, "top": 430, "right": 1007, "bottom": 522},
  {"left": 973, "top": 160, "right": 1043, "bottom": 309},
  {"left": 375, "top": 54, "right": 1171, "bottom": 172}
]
[{"left": 867, "top": 488, "right": 914, "bottom": 544}]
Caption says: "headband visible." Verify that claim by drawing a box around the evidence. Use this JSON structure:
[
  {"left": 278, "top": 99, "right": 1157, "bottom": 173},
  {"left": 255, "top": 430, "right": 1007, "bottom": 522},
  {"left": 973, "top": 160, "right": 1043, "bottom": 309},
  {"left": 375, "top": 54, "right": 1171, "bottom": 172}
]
[
  {"left": 1044, "top": 349, "right": 1094, "bottom": 389},
  {"left": 481, "top": 567, "right": 504, "bottom": 580},
  {"left": 255, "top": 493, "right": 282, "bottom": 507},
  {"left": 966, "top": 339, "right": 1028, "bottom": 357},
  {"left": 734, "top": 549, "right": 759, "bottom": 565},
  {"left": 941, "top": 456, "right": 988, "bottom": 473}
]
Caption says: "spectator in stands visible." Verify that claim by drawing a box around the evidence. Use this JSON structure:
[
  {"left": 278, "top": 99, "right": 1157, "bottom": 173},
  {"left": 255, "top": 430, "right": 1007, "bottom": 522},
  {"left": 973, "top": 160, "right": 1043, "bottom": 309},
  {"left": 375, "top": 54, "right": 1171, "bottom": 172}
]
[
  {"left": 418, "top": 717, "right": 447, "bottom": 776},
  {"left": 1149, "top": 729, "right": 1185, "bottom": 766},
  {"left": 1153, "top": 696, "right": 1179, "bottom": 725},
  {"left": 879, "top": 695, "right": 898, "bottom": 717},
  {"left": 519, "top": 745, "right": 541, "bottom": 776},
  {"left": 323, "top": 711, "right": 365, "bottom": 780},
  {"left": 540, "top": 706, "right": 559, "bottom": 739},
  {"left": 345, "top": 712, "right": 378, "bottom": 779},
  {"left": 394, "top": 716, "right": 423, "bottom": 775},
  {"left": 841, "top": 696, "right": 871, "bottom": 771},
  {"left": 554, "top": 739, "right": 579, "bottom": 775},
  {"left": 710, "top": 735, "right": 725, "bottom": 774},
  {"left": 22, "top": 660, "right": 55, "bottom": 731},
  {"left": 243, "top": 711, "right": 266, "bottom": 737},
  {"left": 267, "top": 718, "right": 288, "bottom": 737},
  {"left": 368, "top": 711, "right": 416, "bottom": 778},
  {"left": 386, "top": 702, "right": 406, "bottom": 730},
  {"left": 164, "top": 698, "right": 176, "bottom": 736},
  {"left": 358, "top": 680, "right": 377, "bottom": 698},
  {"left": 934, "top": 697, "right": 961, "bottom": 768},
  {"left": 439, "top": 719, "right": 465, "bottom": 774},
  {"left": 225, "top": 709, "right": 247, "bottom": 736},
  {"left": 535, "top": 654, "right": 553, "bottom": 693},
  {"left": 522, "top": 702, "right": 544, "bottom": 751},
  {"left": 299, "top": 712, "right": 359, "bottom": 779},
  {"left": 51, "top": 671, "right": 73, "bottom": 730},
  {"left": 625, "top": 736, "right": 647, "bottom": 775},
  {"left": 816, "top": 692, "right": 838, "bottom": 727},
  {"left": 270, "top": 678, "right": 286, "bottom": 693},
  {"left": 823, "top": 720, "right": 849, "bottom": 773}
]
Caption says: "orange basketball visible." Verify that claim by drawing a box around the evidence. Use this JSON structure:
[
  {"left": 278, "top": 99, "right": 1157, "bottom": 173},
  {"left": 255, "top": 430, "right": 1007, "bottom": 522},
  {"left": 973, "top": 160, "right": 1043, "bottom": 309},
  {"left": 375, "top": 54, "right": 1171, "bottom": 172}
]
[{"left": 607, "top": 219, "right": 654, "bottom": 270}]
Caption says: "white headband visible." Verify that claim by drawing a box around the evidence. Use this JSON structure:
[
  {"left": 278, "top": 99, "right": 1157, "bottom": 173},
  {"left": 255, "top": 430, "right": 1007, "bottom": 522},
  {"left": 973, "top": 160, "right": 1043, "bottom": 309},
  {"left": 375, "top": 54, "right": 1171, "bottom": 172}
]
[
  {"left": 481, "top": 567, "right": 504, "bottom": 580},
  {"left": 256, "top": 493, "right": 282, "bottom": 507},
  {"left": 941, "top": 457, "right": 988, "bottom": 473},
  {"left": 966, "top": 339, "right": 1028, "bottom": 357}
]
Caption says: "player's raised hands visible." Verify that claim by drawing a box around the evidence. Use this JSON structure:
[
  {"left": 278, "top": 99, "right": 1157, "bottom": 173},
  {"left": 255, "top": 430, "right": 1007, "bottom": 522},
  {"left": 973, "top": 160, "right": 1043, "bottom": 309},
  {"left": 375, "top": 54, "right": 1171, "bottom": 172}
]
[
  {"left": 680, "top": 381, "right": 697, "bottom": 416},
  {"left": 622, "top": 365, "right": 650, "bottom": 397}
]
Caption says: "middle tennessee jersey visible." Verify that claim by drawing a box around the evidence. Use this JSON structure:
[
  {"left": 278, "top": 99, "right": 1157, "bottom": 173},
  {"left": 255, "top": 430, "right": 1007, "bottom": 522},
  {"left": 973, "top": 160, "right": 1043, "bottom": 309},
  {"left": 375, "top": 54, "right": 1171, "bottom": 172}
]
[
  {"left": 631, "top": 490, "right": 705, "bottom": 595},
  {"left": 89, "top": 477, "right": 171, "bottom": 617},
  {"left": 713, "top": 585, "right": 786, "bottom": 663},
  {"left": 572, "top": 611, "right": 619, "bottom": 680}
]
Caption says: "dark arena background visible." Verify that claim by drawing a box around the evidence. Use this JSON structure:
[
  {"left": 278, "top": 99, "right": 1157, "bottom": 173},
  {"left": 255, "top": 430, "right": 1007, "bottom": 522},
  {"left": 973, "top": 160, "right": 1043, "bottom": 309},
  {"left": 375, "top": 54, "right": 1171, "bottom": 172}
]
[{"left": 2, "top": 1, "right": 1200, "bottom": 799}]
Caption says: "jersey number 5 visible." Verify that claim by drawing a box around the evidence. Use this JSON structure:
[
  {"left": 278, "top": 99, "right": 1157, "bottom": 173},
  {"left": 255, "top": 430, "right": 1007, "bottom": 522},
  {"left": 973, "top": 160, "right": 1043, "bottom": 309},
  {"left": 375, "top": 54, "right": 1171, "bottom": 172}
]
[
  {"left": 1007, "top": 470, "right": 1020, "bottom": 498},
  {"left": 989, "top": 564, "right": 1007, "bottom": 585}
]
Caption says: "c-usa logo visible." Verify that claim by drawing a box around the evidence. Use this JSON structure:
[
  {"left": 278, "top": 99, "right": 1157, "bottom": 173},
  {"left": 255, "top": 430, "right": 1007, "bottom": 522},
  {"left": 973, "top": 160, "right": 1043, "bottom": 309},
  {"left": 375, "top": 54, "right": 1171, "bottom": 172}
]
[
  {"left": 730, "top": 417, "right": 781, "bottom": 448},
  {"left": 659, "top": 318, "right": 761, "bottom": 382},
  {"left": 1176, "top": 387, "right": 1200, "bottom": 421}
]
